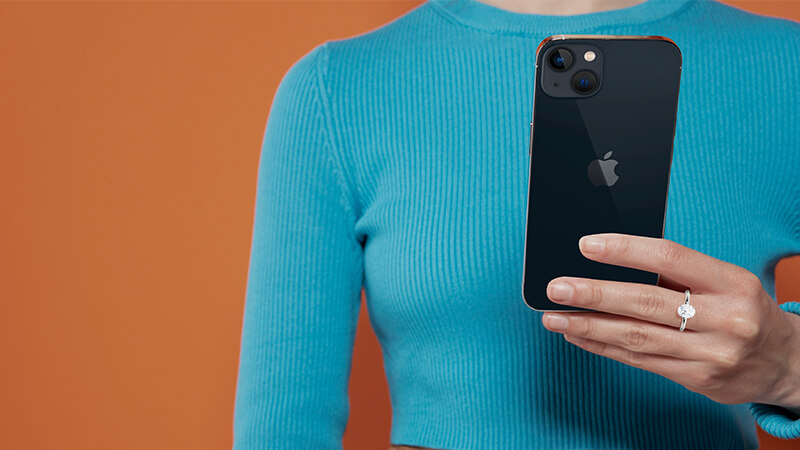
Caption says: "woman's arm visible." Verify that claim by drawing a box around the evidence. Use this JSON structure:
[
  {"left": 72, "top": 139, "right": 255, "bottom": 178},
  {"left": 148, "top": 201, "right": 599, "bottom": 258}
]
[
  {"left": 748, "top": 301, "right": 800, "bottom": 438},
  {"left": 233, "top": 44, "right": 363, "bottom": 450}
]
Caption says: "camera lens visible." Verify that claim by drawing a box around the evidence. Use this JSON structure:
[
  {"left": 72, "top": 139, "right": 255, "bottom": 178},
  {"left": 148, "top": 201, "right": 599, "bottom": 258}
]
[
  {"left": 572, "top": 70, "right": 598, "bottom": 94},
  {"left": 548, "top": 48, "right": 573, "bottom": 71}
]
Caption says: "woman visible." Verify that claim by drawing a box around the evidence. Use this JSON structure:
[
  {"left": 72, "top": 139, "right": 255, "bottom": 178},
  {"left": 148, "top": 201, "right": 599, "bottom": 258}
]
[{"left": 233, "top": 0, "right": 800, "bottom": 448}]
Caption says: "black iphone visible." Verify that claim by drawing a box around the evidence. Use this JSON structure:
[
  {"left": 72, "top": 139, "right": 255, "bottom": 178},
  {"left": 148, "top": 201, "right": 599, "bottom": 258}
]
[{"left": 521, "top": 35, "right": 682, "bottom": 312}]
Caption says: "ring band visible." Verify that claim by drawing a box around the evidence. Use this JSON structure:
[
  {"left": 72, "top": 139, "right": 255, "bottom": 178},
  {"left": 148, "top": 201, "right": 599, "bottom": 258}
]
[{"left": 677, "top": 289, "right": 695, "bottom": 332}]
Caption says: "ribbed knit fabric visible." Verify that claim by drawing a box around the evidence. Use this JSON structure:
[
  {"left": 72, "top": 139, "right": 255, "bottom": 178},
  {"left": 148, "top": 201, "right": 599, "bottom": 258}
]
[
  {"left": 233, "top": 0, "right": 800, "bottom": 448},
  {"left": 749, "top": 301, "right": 800, "bottom": 440}
]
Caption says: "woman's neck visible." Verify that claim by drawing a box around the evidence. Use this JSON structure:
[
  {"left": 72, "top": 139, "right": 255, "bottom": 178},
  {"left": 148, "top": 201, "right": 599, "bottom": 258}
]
[{"left": 475, "top": 0, "right": 648, "bottom": 15}]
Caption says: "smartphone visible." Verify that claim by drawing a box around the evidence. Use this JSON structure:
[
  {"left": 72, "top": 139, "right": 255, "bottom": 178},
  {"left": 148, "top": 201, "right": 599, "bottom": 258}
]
[{"left": 521, "top": 35, "right": 682, "bottom": 312}]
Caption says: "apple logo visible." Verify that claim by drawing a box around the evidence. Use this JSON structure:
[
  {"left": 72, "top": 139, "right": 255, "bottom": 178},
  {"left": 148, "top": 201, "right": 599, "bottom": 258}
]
[{"left": 587, "top": 151, "right": 620, "bottom": 187}]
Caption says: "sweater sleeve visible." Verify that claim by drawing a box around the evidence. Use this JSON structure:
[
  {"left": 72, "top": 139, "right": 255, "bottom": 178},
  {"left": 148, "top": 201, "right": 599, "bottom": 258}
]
[
  {"left": 233, "top": 44, "right": 364, "bottom": 450},
  {"left": 747, "top": 301, "right": 800, "bottom": 439}
]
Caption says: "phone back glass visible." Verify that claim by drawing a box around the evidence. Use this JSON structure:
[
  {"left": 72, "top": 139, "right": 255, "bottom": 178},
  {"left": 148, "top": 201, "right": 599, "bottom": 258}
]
[{"left": 522, "top": 36, "right": 682, "bottom": 311}]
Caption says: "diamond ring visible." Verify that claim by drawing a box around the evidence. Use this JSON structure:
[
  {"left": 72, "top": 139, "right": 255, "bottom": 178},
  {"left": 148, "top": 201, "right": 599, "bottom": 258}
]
[{"left": 677, "top": 289, "right": 695, "bottom": 332}]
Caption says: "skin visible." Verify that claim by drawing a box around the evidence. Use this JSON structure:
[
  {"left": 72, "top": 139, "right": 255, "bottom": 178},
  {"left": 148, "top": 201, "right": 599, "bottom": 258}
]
[
  {"left": 542, "top": 233, "right": 800, "bottom": 416},
  {"left": 388, "top": 0, "right": 800, "bottom": 448},
  {"left": 477, "top": 0, "right": 647, "bottom": 15}
]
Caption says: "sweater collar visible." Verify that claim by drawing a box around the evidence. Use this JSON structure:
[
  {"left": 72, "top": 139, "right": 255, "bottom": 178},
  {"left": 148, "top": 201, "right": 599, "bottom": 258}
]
[{"left": 427, "top": 0, "right": 696, "bottom": 36}]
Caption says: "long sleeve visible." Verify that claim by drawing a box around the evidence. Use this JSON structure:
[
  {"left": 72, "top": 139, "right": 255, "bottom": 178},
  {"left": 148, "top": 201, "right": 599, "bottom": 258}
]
[
  {"left": 747, "top": 301, "right": 800, "bottom": 439},
  {"left": 746, "top": 151, "right": 800, "bottom": 439},
  {"left": 233, "top": 43, "right": 364, "bottom": 449}
]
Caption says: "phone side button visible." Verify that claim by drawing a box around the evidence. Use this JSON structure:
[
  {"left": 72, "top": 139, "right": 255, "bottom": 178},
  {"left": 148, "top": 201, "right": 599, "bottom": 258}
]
[{"left": 528, "top": 120, "right": 534, "bottom": 156}]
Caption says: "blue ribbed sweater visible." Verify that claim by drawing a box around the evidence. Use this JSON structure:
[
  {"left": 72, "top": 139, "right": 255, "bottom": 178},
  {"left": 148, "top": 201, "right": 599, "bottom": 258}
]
[{"left": 233, "top": 0, "right": 800, "bottom": 448}]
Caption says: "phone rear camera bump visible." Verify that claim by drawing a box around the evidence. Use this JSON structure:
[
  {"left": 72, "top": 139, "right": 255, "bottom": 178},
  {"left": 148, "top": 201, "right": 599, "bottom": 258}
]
[{"left": 540, "top": 43, "right": 602, "bottom": 98}]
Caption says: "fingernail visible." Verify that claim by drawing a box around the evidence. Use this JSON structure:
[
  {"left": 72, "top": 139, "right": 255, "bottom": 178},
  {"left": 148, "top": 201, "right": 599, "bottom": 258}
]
[
  {"left": 580, "top": 235, "right": 605, "bottom": 254},
  {"left": 545, "top": 313, "right": 568, "bottom": 331},
  {"left": 548, "top": 280, "right": 574, "bottom": 302}
]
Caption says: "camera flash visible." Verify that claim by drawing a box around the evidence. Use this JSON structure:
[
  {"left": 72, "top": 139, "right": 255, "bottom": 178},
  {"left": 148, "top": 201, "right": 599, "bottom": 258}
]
[{"left": 584, "top": 51, "right": 596, "bottom": 62}]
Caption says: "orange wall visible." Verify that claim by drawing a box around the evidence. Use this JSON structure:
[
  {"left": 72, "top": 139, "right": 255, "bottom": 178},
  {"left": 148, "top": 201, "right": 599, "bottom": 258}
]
[{"left": 1, "top": 2, "right": 798, "bottom": 449}]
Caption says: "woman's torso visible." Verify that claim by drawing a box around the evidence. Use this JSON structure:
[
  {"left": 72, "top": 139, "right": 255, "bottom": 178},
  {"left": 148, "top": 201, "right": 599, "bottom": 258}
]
[{"left": 279, "top": 0, "right": 800, "bottom": 447}]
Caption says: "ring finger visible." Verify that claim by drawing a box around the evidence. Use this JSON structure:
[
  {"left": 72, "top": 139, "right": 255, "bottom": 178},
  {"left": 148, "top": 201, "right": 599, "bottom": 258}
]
[{"left": 547, "top": 277, "right": 717, "bottom": 332}]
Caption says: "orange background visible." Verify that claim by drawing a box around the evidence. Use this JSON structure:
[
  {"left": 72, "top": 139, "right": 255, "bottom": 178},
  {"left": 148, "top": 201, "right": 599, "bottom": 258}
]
[{"left": 1, "top": 1, "right": 798, "bottom": 449}]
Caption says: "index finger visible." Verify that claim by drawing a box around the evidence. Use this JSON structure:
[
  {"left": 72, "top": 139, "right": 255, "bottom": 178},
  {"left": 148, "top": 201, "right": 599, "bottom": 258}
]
[{"left": 578, "top": 233, "right": 739, "bottom": 292}]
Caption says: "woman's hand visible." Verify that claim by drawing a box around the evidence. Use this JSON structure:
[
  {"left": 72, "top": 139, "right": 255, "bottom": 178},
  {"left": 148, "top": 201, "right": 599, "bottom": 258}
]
[{"left": 541, "top": 233, "right": 800, "bottom": 410}]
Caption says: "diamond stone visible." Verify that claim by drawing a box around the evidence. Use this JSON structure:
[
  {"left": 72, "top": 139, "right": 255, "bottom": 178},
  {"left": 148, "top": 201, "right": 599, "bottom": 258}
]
[{"left": 678, "top": 304, "right": 696, "bottom": 319}]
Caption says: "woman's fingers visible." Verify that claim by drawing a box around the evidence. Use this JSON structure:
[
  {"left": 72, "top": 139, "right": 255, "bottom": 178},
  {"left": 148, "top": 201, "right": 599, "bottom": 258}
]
[
  {"left": 547, "top": 276, "right": 720, "bottom": 332},
  {"left": 543, "top": 311, "right": 719, "bottom": 360},
  {"left": 577, "top": 233, "right": 741, "bottom": 293}
]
